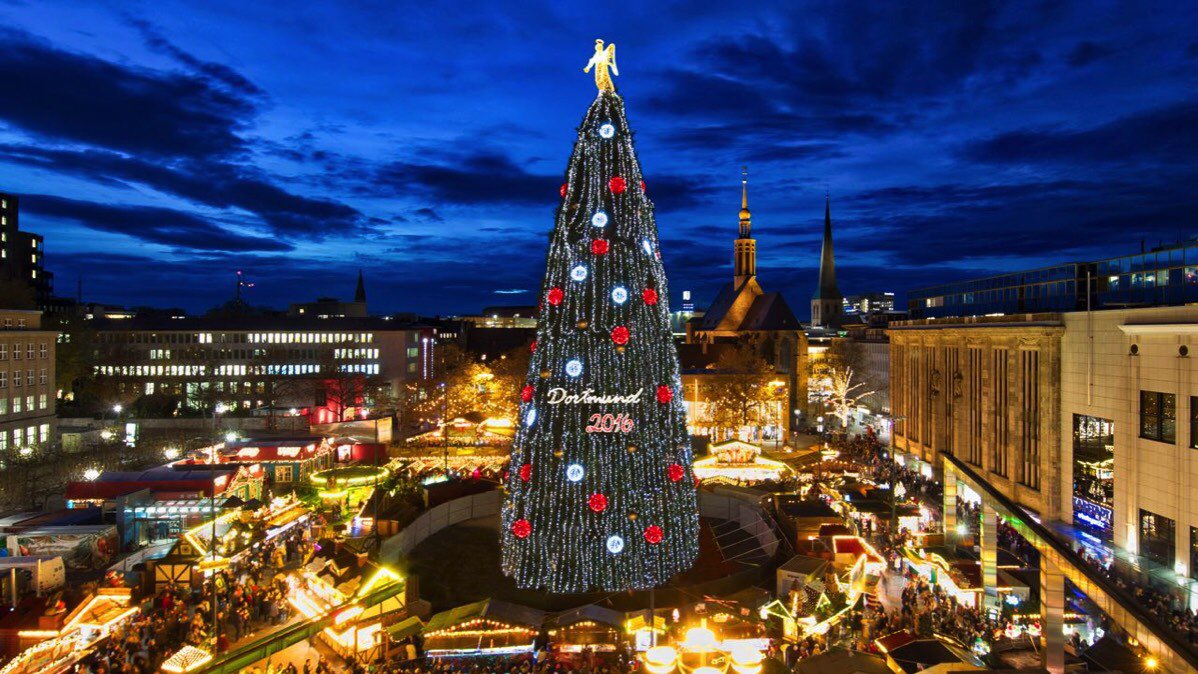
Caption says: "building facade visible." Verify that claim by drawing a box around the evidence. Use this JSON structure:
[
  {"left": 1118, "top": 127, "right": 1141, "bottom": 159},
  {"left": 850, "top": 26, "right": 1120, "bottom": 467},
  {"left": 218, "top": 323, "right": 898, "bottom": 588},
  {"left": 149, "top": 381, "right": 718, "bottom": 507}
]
[
  {"left": 0, "top": 194, "right": 52, "bottom": 308},
  {"left": 0, "top": 309, "right": 56, "bottom": 453},
  {"left": 892, "top": 305, "right": 1198, "bottom": 581},
  {"left": 908, "top": 239, "right": 1198, "bottom": 320},
  {"left": 91, "top": 316, "right": 433, "bottom": 417},
  {"left": 889, "top": 315, "right": 1064, "bottom": 520}
]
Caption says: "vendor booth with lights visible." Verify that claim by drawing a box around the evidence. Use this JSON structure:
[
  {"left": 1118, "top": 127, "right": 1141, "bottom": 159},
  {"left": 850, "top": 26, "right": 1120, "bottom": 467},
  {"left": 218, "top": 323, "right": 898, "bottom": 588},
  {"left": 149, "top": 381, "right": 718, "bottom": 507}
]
[
  {"left": 423, "top": 599, "right": 545, "bottom": 658},
  {"left": 547, "top": 605, "right": 625, "bottom": 659},
  {"left": 692, "top": 440, "right": 793, "bottom": 485}
]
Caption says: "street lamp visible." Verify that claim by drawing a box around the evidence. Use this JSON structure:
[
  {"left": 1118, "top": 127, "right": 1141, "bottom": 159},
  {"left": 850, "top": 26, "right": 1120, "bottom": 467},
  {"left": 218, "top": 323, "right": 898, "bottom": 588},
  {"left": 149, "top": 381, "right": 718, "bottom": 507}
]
[
  {"left": 113, "top": 404, "right": 123, "bottom": 415},
  {"left": 83, "top": 468, "right": 100, "bottom": 481},
  {"left": 18, "top": 447, "right": 32, "bottom": 457},
  {"left": 163, "top": 447, "right": 180, "bottom": 461}
]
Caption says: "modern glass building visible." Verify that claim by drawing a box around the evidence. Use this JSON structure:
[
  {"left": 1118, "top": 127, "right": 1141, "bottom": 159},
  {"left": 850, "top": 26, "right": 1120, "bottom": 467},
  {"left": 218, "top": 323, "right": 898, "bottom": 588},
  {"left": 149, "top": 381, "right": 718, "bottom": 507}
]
[{"left": 908, "top": 241, "right": 1198, "bottom": 318}]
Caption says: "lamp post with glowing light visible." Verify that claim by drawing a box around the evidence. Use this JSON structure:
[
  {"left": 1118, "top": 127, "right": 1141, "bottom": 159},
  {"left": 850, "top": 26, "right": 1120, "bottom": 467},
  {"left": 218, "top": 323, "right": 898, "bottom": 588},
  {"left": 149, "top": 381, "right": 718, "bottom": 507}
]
[{"left": 641, "top": 620, "right": 765, "bottom": 674}]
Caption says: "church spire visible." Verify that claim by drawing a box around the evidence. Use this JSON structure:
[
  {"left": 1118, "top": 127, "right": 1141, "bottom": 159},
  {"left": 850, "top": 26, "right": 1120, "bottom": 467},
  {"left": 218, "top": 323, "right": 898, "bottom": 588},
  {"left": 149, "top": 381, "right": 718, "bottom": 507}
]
[
  {"left": 354, "top": 269, "right": 367, "bottom": 303},
  {"left": 733, "top": 167, "right": 757, "bottom": 283},
  {"left": 811, "top": 193, "right": 843, "bottom": 328},
  {"left": 738, "top": 166, "right": 751, "bottom": 238}
]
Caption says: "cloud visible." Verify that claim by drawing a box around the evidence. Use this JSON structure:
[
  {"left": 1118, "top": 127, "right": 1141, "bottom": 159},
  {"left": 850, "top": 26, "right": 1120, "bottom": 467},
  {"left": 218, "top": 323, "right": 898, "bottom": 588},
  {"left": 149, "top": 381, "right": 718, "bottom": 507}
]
[
  {"left": 377, "top": 151, "right": 555, "bottom": 206},
  {"left": 963, "top": 101, "right": 1198, "bottom": 166},
  {"left": 0, "top": 28, "right": 255, "bottom": 158},
  {"left": 1066, "top": 40, "right": 1116, "bottom": 67},
  {"left": 22, "top": 194, "right": 291, "bottom": 252},
  {"left": 0, "top": 143, "right": 363, "bottom": 238}
]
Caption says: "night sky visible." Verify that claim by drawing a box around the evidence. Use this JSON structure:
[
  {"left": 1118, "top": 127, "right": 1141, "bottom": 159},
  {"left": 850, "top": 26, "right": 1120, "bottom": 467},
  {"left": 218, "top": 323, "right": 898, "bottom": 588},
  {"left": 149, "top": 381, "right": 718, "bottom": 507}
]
[{"left": 1, "top": 1, "right": 1195, "bottom": 317}]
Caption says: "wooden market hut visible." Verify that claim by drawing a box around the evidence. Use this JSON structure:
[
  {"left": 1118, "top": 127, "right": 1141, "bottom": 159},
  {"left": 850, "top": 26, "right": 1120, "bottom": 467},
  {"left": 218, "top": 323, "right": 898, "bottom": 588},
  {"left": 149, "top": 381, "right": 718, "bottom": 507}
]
[
  {"left": 423, "top": 599, "right": 545, "bottom": 657},
  {"left": 547, "top": 604, "right": 624, "bottom": 655}
]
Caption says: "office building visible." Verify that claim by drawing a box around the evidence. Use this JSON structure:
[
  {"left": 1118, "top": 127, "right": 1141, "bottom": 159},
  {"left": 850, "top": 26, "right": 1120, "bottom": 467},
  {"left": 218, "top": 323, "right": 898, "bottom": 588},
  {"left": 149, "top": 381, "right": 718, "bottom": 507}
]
[
  {"left": 0, "top": 309, "right": 56, "bottom": 453},
  {"left": 0, "top": 194, "right": 53, "bottom": 308},
  {"left": 90, "top": 315, "right": 433, "bottom": 420},
  {"left": 288, "top": 271, "right": 369, "bottom": 318},
  {"left": 843, "top": 292, "right": 895, "bottom": 315},
  {"left": 908, "top": 239, "right": 1198, "bottom": 320}
]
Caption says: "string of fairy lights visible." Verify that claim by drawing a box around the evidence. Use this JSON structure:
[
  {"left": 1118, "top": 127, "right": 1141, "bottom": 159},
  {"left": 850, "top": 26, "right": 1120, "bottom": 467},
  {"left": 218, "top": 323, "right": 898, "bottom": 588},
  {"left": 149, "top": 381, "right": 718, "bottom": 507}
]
[{"left": 500, "top": 89, "right": 700, "bottom": 593}]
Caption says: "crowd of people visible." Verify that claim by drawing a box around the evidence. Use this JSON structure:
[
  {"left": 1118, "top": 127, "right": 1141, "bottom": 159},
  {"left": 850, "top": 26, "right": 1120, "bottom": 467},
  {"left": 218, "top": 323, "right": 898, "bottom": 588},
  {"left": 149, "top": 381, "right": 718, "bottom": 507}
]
[
  {"left": 1075, "top": 544, "right": 1198, "bottom": 646},
  {"left": 353, "top": 652, "right": 642, "bottom": 674},
  {"left": 74, "top": 522, "right": 315, "bottom": 674}
]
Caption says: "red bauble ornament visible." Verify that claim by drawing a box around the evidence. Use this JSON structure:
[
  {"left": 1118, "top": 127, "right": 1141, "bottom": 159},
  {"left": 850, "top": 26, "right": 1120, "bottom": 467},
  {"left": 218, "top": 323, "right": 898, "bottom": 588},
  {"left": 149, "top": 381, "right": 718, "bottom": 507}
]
[
  {"left": 521, "top": 385, "right": 534, "bottom": 403},
  {"left": 560, "top": 183, "right": 567, "bottom": 198},
  {"left": 588, "top": 493, "right": 608, "bottom": 513},
  {"left": 611, "top": 326, "right": 629, "bottom": 345},
  {"left": 609, "top": 176, "right": 626, "bottom": 194},
  {"left": 643, "top": 288, "right": 659, "bottom": 305},
  {"left": 656, "top": 385, "right": 673, "bottom": 404},
  {"left": 667, "top": 464, "right": 685, "bottom": 482},
  {"left": 640, "top": 179, "right": 647, "bottom": 192},
  {"left": 512, "top": 519, "right": 531, "bottom": 539},
  {"left": 530, "top": 340, "right": 537, "bottom": 353},
  {"left": 591, "top": 239, "right": 610, "bottom": 255},
  {"left": 547, "top": 287, "right": 564, "bottom": 306},
  {"left": 519, "top": 463, "right": 532, "bottom": 482},
  {"left": 644, "top": 525, "right": 664, "bottom": 544}
]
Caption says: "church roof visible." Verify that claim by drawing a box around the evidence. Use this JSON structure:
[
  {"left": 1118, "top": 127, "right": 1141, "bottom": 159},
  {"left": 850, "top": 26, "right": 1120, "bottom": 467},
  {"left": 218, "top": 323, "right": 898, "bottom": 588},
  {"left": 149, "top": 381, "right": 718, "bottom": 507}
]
[
  {"left": 740, "top": 292, "right": 801, "bottom": 331},
  {"left": 697, "top": 280, "right": 745, "bottom": 331},
  {"left": 698, "top": 283, "right": 800, "bottom": 333}
]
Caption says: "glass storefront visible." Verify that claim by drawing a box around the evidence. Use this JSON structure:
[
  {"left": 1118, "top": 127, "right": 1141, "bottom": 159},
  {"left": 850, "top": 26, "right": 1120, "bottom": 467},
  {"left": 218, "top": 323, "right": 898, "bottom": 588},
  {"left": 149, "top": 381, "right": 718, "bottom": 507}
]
[{"left": 1072, "top": 414, "right": 1114, "bottom": 540}]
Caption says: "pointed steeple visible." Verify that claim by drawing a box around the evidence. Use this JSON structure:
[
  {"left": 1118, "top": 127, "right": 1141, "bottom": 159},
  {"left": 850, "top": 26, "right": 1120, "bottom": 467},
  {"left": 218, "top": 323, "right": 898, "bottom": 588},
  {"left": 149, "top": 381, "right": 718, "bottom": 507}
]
[
  {"left": 815, "top": 194, "right": 840, "bottom": 300},
  {"left": 811, "top": 193, "right": 843, "bottom": 328},
  {"left": 738, "top": 167, "right": 751, "bottom": 239},
  {"left": 354, "top": 269, "right": 366, "bottom": 303},
  {"left": 733, "top": 167, "right": 757, "bottom": 283}
]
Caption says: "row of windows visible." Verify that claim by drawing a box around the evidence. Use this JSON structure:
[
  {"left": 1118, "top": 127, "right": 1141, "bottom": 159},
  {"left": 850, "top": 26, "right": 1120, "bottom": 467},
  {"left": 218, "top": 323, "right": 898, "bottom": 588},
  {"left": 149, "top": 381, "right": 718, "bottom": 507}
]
[
  {"left": 0, "top": 343, "right": 49, "bottom": 360},
  {"left": 95, "top": 362, "right": 379, "bottom": 377},
  {"left": 0, "top": 395, "right": 49, "bottom": 415},
  {"left": 0, "top": 369, "right": 49, "bottom": 387},
  {"left": 0, "top": 424, "right": 51, "bottom": 451},
  {"left": 333, "top": 348, "right": 380, "bottom": 359},
  {"left": 101, "top": 331, "right": 379, "bottom": 345},
  {"left": 1, "top": 318, "right": 30, "bottom": 328}
]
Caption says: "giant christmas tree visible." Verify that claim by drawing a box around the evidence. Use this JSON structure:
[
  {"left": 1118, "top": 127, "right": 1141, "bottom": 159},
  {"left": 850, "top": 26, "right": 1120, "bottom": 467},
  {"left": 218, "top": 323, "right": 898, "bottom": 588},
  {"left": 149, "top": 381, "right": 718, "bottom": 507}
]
[{"left": 500, "top": 41, "right": 700, "bottom": 593}]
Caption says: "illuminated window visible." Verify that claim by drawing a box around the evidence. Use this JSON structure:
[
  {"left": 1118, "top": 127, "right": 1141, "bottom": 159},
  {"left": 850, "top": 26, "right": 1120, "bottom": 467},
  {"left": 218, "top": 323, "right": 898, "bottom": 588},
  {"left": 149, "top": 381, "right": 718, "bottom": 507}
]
[{"left": 1140, "top": 390, "right": 1175, "bottom": 443}]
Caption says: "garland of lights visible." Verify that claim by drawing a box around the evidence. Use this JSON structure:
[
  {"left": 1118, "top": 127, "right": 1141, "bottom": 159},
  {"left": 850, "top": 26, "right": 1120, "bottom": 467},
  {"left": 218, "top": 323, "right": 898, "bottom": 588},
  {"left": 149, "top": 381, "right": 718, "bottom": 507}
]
[{"left": 499, "top": 88, "right": 699, "bottom": 593}]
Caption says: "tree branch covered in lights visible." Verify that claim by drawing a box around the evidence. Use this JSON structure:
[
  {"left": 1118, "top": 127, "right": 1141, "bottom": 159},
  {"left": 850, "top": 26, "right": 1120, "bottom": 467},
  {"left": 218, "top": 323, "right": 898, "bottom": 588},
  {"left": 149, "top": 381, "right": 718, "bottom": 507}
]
[
  {"left": 827, "top": 366, "right": 874, "bottom": 429},
  {"left": 500, "top": 74, "right": 699, "bottom": 593}
]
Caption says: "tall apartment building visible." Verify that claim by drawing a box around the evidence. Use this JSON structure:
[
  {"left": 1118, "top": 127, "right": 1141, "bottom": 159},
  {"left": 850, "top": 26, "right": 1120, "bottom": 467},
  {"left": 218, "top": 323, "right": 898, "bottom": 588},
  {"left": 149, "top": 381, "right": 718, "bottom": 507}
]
[
  {"left": 91, "top": 315, "right": 434, "bottom": 418},
  {"left": 0, "top": 194, "right": 53, "bottom": 308},
  {"left": 0, "top": 309, "right": 56, "bottom": 453}
]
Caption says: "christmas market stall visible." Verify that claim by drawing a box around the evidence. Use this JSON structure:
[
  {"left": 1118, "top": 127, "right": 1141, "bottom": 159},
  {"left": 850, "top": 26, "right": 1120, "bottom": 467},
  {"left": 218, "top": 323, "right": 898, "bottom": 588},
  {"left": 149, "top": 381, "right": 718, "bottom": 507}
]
[
  {"left": 692, "top": 440, "right": 792, "bottom": 485},
  {"left": 546, "top": 605, "right": 625, "bottom": 658},
  {"left": 422, "top": 599, "right": 545, "bottom": 658},
  {"left": 0, "top": 588, "right": 136, "bottom": 674}
]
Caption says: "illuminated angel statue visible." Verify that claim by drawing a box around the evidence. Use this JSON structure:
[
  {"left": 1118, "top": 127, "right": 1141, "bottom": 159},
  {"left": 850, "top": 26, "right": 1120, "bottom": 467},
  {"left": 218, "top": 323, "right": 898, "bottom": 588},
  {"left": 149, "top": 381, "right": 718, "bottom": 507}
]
[{"left": 584, "top": 39, "right": 618, "bottom": 92}]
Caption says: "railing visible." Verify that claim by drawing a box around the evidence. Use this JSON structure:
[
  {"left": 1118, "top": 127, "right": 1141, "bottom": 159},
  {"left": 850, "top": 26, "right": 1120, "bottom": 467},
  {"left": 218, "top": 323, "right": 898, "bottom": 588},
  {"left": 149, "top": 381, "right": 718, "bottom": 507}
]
[{"left": 943, "top": 453, "right": 1198, "bottom": 673}]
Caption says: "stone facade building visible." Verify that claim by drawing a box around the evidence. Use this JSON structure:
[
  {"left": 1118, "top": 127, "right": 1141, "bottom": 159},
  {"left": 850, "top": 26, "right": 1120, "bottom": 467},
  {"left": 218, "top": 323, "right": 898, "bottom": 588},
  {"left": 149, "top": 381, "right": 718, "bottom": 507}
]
[
  {"left": 892, "top": 305, "right": 1198, "bottom": 581},
  {"left": 889, "top": 315, "right": 1064, "bottom": 520}
]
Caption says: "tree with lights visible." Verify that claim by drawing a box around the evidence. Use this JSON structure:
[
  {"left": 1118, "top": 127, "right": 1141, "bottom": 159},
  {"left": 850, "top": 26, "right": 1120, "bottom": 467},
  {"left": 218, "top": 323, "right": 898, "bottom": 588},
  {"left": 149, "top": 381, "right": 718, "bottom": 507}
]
[
  {"left": 827, "top": 366, "right": 874, "bottom": 429},
  {"left": 500, "top": 41, "right": 699, "bottom": 593}
]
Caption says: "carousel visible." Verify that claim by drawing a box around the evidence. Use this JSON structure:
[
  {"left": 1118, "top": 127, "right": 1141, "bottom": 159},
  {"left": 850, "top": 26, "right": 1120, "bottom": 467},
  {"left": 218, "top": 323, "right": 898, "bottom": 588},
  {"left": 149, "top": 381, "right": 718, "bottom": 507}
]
[{"left": 692, "top": 440, "right": 792, "bottom": 485}]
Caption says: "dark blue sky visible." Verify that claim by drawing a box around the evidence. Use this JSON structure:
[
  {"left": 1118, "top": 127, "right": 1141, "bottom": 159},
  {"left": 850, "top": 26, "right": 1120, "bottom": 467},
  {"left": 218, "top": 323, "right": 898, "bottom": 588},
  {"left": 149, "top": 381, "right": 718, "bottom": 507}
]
[{"left": 1, "top": 1, "right": 1195, "bottom": 316}]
